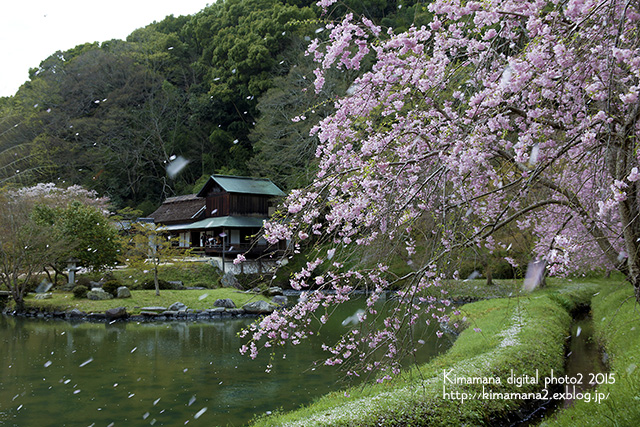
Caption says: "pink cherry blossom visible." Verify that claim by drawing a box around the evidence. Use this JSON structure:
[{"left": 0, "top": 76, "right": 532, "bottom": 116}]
[{"left": 241, "top": 0, "right": 640, "bottom": 379}]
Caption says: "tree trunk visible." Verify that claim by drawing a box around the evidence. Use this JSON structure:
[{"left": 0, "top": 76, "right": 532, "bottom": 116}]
[
  {"left": 44, "top": 267, "right": 54, "bottom": 285},
  {"left": 10, "top": 282, "right": 25, "bottom": 312},
  {"left": 485, "top": 269, "right": 493, "bottom": 286},
  {"left": 631, "top": 274, "right": 640, "bottom": 303}
]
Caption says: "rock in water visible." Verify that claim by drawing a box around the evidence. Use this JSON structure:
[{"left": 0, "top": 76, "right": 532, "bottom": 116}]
[
  {"left": 67, "top": 308, "right": 85, "bottom": 318},
  {"left": 105, "top": 307, "right": 128, "bottom": 320}
]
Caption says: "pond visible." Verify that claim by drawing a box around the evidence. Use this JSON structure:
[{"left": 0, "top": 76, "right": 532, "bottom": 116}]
[{"left": 0, "top": 297, "right": 450, "bottom": 426}]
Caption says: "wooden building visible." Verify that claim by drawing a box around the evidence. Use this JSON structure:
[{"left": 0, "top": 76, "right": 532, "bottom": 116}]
[{"left": 148, "top": 175, "right": 285, "bottom": 258}]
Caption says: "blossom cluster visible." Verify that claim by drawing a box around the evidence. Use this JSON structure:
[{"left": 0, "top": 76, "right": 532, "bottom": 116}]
[{"left": 9, "top": 182, "right": 111, "bottom": 212}]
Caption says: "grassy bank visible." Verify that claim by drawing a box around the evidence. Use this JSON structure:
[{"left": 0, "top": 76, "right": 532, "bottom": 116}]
[
  {"left": 110, "top": 261, "right": 223, "bottom": 288},
  {"left": 18, "top": 289, "right": 269, "bottom": 315},
  {"left": 541, "top": 283, "right": 640, "bottom": 426},
  {"left": 251, "top": 281, "right": 600, "bottom": 426}
]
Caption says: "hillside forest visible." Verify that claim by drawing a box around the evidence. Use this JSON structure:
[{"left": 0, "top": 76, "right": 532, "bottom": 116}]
[{"left": 0, "top": 0, "right": 432, "bottom": 214}]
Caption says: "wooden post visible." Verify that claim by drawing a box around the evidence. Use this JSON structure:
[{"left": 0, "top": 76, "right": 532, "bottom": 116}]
[{"left": 220, "top": 230, "right": 227, "bottom": 274}]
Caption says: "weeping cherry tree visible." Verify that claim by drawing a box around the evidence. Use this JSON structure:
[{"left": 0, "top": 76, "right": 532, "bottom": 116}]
[{"left": 239, "top": 0, "right": 640, "bottom": 380}]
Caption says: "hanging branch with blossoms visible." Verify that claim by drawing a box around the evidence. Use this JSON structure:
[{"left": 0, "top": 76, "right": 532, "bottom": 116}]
[{"left": 239, "top": 0, "right": 640, "bottom": 379}]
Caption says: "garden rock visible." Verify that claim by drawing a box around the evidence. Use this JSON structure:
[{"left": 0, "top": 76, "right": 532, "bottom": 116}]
[
  {"left": 272, "top": 295, "right": 288, "bottom": 306},
  {"left": 221, "top": 272, "right": 240, "bottom": 289},
  {"left": 168, "top": 302, "right": 187, "bottom": 312},
  {"left": 140, "top": 306, "right": 166, "bottom": 312},
  {"left": 140, "top": 311, "right": 160, "bottom": 316},
  {"left": 87, "top": 290, "right": 114, "bottom": 300},
  {"left": 117, "top": 286, "right": 131, "bottom": 298},
  {"left": 105, "top": 307, "right": 128, "bottom": 320},
  {"left": 243, "top": 300, "right": 275, "bottom": 314},
  {"left": 34, "top": 293, "right": 53, "bottom": 300},
  {"left": 67, "top": 308, "right": 85, "bottom": 318},
  {"left": 267, "top": 286, "right": 283, "bottom": 296},
  {"left": 214, "top": 298, "right": 236, "bottom": 308}
]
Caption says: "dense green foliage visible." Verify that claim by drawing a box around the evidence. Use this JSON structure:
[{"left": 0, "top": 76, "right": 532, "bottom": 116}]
[
  {"left": 101, "top": 279, "right": 122, "bottom": 297},
  {"left": 0, "top": 0, "right": 429, "bottom": 213},
  {"left": 32, "top": 201, "right": 122, "bottom": 272},
  {"left": 72, "top": 285, "right": 89, "bottom": 299}
]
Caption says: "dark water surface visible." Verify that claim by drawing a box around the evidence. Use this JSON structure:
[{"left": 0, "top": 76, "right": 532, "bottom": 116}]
[
  {"left": 516, "top": 311, "right": 606, "bottom": 426},
  {"left": 0, "top": 298, "right": 449, "bottom": 426}
]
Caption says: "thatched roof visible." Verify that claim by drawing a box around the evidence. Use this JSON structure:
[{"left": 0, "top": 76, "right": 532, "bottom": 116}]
[{"left": 148, "top": 194, "right": 206, "bottom": 225}]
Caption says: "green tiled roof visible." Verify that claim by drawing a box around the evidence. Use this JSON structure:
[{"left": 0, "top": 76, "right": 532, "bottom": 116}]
[
  {"left": 196, "top": 175, "right": 285, "bottom": 197},
  {"left": 180, "top": 216, "right": 267, "bottom": 230}
]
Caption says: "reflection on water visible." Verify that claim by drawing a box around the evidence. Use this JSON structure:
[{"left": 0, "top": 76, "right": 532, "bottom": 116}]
[{"left": 0, "top": 298, "right": 450, "bottom": 426}]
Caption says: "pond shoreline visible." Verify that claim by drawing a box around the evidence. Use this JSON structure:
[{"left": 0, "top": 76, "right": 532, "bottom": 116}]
[
  {"left": 1, "top": 305, "right": 267, "bottom": 323},
  {"left": 1, "top": 289, "right": 484, "bottom": 325}
]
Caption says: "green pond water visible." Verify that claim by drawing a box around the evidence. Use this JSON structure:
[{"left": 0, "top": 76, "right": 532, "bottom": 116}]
[{"left": 0, "top": 297, "right": 450, "bottom": 426}]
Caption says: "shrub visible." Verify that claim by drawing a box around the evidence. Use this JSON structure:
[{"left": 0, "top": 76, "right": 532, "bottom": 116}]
[
  {"left": 75, "top": 277, "right": 94, "bottom": 288},
  {"left": 102, "top": 279, "right": 122, "bottom": 297},
  {"left": 73, "top": 285, "right": 88, "bottom": 299},
  {"left": 138, "top": 279, "right": 177, "bottom": 290}
]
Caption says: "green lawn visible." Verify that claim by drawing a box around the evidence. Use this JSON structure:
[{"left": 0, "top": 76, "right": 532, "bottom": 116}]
[{"left": 22, "top": 288, "right": 269, "bottom": 314}]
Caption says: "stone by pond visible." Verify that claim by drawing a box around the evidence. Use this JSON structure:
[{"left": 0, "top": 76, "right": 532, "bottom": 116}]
[
  {"left": 3, "top": 295, "right": 282, "bottom": 323},
  {"left": 242, "top": 300, "right": 275, "bottom": 314},
  {"left": 213, "top": 298, "right": 236, "bottom": 308}
]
